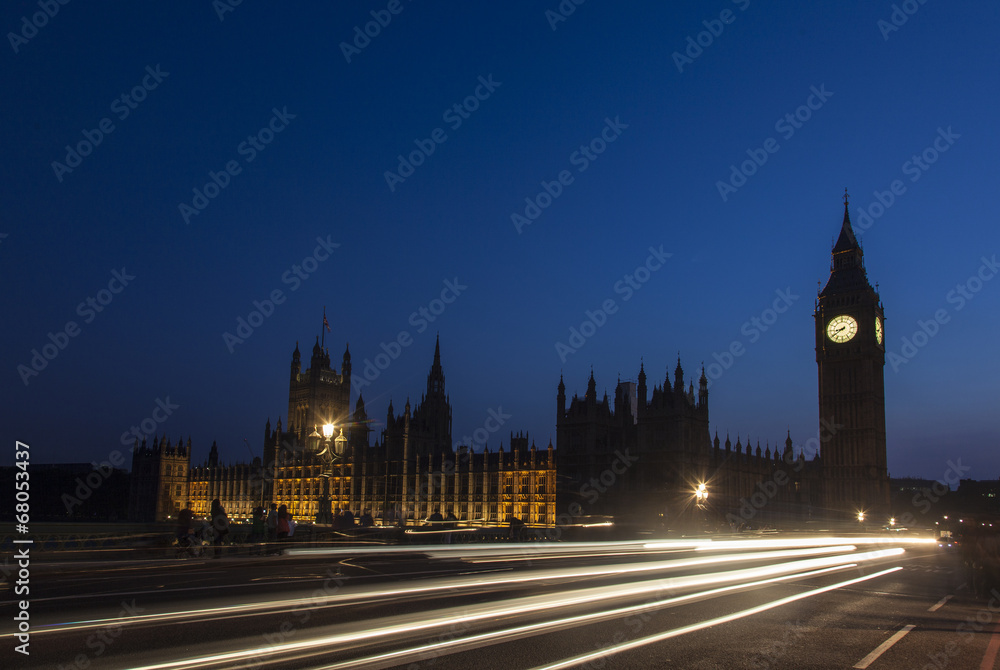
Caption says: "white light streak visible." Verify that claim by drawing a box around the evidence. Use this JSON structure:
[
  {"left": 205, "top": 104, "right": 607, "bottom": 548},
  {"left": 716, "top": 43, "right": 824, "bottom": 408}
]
[
  {"left": 125, "top": 548, "right": 903, "bottom": 669},
  {"left": 531, "top": 567, "right": 904, "bottom": 670}
]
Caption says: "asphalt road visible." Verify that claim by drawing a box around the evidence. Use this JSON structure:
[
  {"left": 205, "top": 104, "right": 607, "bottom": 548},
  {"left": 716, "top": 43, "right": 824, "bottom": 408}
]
[{"left": 4, "top": 535, "right": 996, "bottom": 669}]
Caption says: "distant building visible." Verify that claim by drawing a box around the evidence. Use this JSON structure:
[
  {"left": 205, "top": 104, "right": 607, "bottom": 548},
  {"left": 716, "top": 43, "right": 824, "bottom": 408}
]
[
  {"left": 556, "top": 196, "right": 887, "bottom": 525},
  {"left": 814, "top": 194, "right": 890, "bottom": 519},
  {"left": 129, "top": 336, "right": 557, "bottom": 525},
  {"left": 128, "top": 439, "right": 191, "bottom": 522},
  {"left": 129, "top": 196, "right": 889, "bottom": 528},
  {"left": 556, "top": 363, "right": 821, "bottom": 525}
]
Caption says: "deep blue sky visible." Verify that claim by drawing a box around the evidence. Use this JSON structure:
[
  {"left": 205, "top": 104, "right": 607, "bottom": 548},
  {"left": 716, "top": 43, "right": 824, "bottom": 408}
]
[{"left": 2, "top": 2, "right": 998, "bottom": 479}]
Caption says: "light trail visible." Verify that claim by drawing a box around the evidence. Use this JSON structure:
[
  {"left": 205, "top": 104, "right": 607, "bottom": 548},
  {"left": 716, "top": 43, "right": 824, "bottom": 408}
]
[
  {"left": 307, "top": 564, "right": 872, "bottom": 670},
  {"left": 643, "top": 536, "right": 937, "bottom": 551},
  {"left": 124, "top": 548, "right": 903, "bottom": 670},
  {"left": 16, "top": 544, "right": 860, "bottom": 638},
  {"left": 530, "top": 566, "right": 905, "bottom": 670}
]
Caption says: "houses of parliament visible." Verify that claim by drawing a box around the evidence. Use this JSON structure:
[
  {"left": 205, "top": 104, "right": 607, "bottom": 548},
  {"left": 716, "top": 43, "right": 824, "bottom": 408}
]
[{"left": 128, "top": 199, "right": 891, "bottom": 527}]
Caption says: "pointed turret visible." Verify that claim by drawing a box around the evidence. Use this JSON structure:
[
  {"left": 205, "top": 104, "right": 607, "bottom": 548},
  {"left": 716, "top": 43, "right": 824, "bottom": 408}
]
[
  {"left": 586, "top": 368, "right": 597, "bottom": 402},
  {"left": 699, "top": 364, "right": 709, "bottom": 408},
  {"left": 637, "top": 359, "right": 647, "bottom": 417},
  {"left": 674, "top": 355, "right": 684, "bottom": 393},
  {"left": 351, "top": 392, "right": 369, "bottom": 450},
  {"left": 342, "top": 343, "right": 352, "bottom": 382},
  {"left": 822, "top": 191, "right": 871, "bottom": 296},
  {"left": 291, "top": 342, "right": 301, "bottom": 377},
  {"left": 833, "top": 193, "right": 860, "bottom": 253},
  {"left": 426, "top": 335, "right": 445, "bottom": 396},
  {"left": 557, "top": 374, "right": 566, "bottom": 417},
  {"left": 310, "top": 336, "right": 324, "bottom": 375}
]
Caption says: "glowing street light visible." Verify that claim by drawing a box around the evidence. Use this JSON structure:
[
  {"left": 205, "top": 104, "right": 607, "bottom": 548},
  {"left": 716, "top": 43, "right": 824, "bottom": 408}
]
[
  {"left": 857, "top": 511, "right": 865, "bottom": 523},
  {"left": 695, "top": 483, "right": 708, "bottom": 504},
  {"left": 312, "top": 422, "right": 348, "bottom": 525}
]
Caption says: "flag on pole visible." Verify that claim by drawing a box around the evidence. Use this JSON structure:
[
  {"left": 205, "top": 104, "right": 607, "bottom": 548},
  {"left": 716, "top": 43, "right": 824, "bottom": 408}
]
[{"left": 323, "top": 314, "right": 331, "bottom": 332}]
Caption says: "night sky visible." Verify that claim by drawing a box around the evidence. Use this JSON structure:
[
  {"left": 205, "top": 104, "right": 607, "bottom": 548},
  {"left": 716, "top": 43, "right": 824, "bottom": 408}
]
[{"left": 3, "top": 2, "right": 998, "bottom": 480}]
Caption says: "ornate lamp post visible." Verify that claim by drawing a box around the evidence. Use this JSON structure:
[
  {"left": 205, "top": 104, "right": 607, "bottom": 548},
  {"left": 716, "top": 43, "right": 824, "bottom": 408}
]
[{"left": 311, "top": 423, "right": 347, "bottom": 524}]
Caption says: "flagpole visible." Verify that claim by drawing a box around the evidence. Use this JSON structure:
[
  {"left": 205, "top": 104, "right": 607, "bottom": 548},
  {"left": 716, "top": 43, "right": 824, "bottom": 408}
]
[{"left": 321, "top": 306, "right": 326, "bottom": 349}]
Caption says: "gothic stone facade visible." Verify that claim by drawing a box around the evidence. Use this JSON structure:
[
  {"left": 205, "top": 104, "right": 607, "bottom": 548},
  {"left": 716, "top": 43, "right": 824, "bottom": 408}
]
[
  {"left": 556, "top": 363, "right": 822, "bottom": 526},
  {"left": 130, "top": 199, "right": 886, "bottom": 527},
  {"left": 130, "top": 337, "right": 557, "bottom": 525},
  {"left": 556, "top": 199, "right": 887, "bottom": 525}
]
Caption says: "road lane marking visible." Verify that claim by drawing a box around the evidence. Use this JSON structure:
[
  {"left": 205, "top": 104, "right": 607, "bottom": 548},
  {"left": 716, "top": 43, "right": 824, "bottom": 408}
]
[
  {"left": 853, "top": 624, "right": 915, "bottom": 669},
  {"left": 529, "top": 567, "right": 904, "bottom": 670},
  {"left": 980, "top": 620, "right": 1000, "bottom": 670},
  {"left": 928, "top": 595, "right": 953, "bottom": 612}
]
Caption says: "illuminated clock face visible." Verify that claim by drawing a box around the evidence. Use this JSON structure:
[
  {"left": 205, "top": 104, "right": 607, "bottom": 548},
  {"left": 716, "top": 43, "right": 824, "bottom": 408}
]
[
  {"left": 875, "top": 316, "right": 883, "bottom": 344},
  {"left": 827, "top": 315, "right": 858, "bottom": 343}
]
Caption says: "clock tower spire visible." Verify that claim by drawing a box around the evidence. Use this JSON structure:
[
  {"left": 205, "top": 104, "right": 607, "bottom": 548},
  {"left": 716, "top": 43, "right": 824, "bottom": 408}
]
[{"left": 815, "top": 191, "right": 889, "bottom": 521}]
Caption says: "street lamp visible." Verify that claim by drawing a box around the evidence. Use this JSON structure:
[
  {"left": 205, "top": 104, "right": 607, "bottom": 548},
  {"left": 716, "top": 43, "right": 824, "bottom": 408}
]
[
  {"left": 857, "top": 511, "right": 865, "bottom": 523},
  {"left": 695, "top": 483, "right": 708, "bottom": 504},
  {"left": 312, "top": 423, "right": 347, "bottom": 524}
]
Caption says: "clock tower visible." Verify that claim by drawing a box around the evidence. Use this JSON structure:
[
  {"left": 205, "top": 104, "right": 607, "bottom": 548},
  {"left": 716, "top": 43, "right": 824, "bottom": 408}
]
[{"left": 815, "top": 192, "right": 889, "bottom": 521}]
